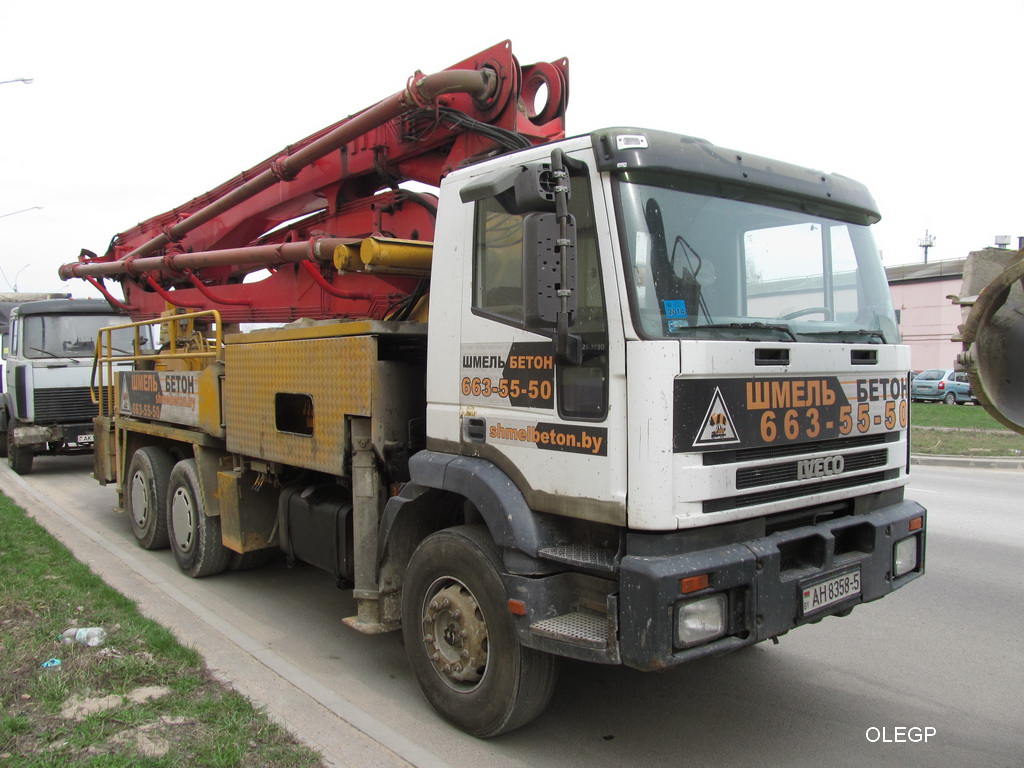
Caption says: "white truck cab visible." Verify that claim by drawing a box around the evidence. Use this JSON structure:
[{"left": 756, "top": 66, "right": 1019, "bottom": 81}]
[{"left": 2, "top": 299, "right": 148, "bottom": 474}]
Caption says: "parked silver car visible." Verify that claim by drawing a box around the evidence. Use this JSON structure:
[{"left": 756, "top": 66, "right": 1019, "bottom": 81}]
[{"left": 910, "top": 368, "right": 974, "bottom": 405}]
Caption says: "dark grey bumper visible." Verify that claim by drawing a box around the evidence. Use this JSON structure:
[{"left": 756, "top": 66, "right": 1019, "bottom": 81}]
[{"left": 618, "top": 500, "right": 926, "bottom": 671}]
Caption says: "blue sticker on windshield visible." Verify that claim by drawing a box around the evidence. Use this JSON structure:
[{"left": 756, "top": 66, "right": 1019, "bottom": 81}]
[
  {"left": 664, "top": 300, "right": 688, "bottom": 331},
  {"left": 664, "top": 300, "right": 688, "bottom": 318}
]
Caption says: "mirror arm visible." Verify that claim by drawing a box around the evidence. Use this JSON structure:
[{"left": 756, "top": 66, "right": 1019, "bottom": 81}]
[{"left": 551, "top": 149, "right": 581, "bottom": 365}]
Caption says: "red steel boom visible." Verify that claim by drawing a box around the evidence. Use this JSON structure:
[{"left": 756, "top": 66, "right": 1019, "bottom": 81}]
[{"left": 59, "top": 42, "right": 568, "bottom": 323}]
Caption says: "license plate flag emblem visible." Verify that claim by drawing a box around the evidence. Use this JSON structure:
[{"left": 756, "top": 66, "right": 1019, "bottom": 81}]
[{"left": 802, "top": 569, "right": 861, "bottom": 615}]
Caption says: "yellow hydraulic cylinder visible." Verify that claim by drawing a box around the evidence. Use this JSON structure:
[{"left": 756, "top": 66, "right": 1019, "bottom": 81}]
[{"left": 334, "top": 237, "right": 432, "bottom": 275}]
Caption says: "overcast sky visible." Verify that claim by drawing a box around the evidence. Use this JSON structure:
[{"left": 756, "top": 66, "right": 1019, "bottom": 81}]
[{"left": 2, "top": 0, "right": 1021, "bottom": 298}]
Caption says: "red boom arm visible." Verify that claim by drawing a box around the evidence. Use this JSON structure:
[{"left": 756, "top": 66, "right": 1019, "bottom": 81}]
[{"left": 59, "top": 42, "right": 568, "bottom": 323}]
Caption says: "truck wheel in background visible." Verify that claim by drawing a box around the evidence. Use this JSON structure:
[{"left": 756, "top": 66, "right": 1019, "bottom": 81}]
[
  {"left": 167, "top": 458, "right": 230, "bottom": 578},
  {"left": 0, "top": 408, "right": 8, "bottom": 459},
  {"left": 126, "top": 446, "right": 174, "bottom": 550},
  {"left": 401, "top": 525, "right": 559, "bottom": 738},
  {"left": 6, "top": 422, "right": 33, "bottom": 475}
]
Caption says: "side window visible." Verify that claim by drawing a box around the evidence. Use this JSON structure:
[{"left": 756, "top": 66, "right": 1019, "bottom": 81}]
[
  {"left": 472, "top": 172, "right": 609, "bottom": 420},
  {"left": 474, "top": 198, "right": 525, "bottom": 323}
]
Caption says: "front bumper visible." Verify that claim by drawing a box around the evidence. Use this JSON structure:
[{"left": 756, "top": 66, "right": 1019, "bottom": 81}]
[
  {"left": 13, "top": 422, "right": 95, "bottom": 449},
  {"left": 618, "top": 499, "right": 926, "bottom": 670}
]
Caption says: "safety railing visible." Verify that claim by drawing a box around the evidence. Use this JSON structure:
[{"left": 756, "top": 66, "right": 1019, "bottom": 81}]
[{"left": 92, "top": 310, "right": 224, "bottom": 417}]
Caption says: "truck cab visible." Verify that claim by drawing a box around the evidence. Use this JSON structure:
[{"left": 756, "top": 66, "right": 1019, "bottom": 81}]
[
  {"left": 1, "top": 299, "right": 147, "bottom": 474},
  {"left": 407, "top": 127, "right": 922, "bottom": 674}
]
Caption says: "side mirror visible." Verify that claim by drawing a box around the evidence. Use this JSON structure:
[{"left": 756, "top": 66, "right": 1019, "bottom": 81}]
[
  {"left": 523, "top": 212, "right": 577, "bottom": 327},
  {"left": 459, "top": 161, "right": 568, "bottom": 214}
]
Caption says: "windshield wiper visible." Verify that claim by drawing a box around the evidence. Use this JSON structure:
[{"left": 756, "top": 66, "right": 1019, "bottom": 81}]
[
  {"left": 797, "top": 329, "right": 886, "bottom": 342},
  {"left": 688, "top": 322, "right": 797, "bottom": 342},
  {"left": 29, "top": 347, "right": 81, "bottom": 364}
]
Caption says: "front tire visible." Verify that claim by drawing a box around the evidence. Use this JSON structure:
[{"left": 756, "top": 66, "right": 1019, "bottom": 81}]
[
  {"left": 167, "top": 459, "right": 230, "bottom": 578},
  {"left": 126, "top": 446, "right": 174, "bottom": 550},
  {"left": 6, "top": 422, "right": 33, "bottom": 475},
  {"left": 401, "top": 526, "right": 558, "bottom": 738}
]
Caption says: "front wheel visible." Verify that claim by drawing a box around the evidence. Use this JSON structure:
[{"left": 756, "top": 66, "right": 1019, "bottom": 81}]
[
  {"left": 401, "top": 526, "right": 558, "bottom": 738},
  {"left": 167, "top": 458, "right": 230, "bottom": 578},
  {"left": 6, "top": 422, "right": 33, "bottom": 475}
]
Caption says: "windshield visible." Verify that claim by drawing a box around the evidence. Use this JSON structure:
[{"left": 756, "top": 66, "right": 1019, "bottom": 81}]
[
  {"left": 23, "top": 314, "right": 150, "bottom": 359},
  {"left": 614, "top": 177, "right": 899, "bottom": 343}
]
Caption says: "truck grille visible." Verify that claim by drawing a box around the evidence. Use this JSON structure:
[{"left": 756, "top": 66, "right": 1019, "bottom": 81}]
[
  {"left": 702, "top": 432, "right": 901, "bottom": 514},
  {"left": 32, "top": 387, "right": 96, "bottom": 424},
  {"left": 735, "top": 449, "right": 889, "bottom": 489}
]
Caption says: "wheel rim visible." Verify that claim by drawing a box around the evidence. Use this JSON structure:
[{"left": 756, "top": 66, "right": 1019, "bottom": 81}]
[
  {"left": 129, "top": 470, "right": 150, "bottom": 529},
  {"left": 420, "top": 577, "right": 488, "bottom": 692},
  {"left": 171, "top": 486, "right": 195, "bottom": 552}
]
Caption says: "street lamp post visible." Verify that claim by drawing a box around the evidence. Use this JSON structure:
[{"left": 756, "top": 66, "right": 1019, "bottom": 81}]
[
  {"left": 0, "top": 207, "right": 43, "bottom": 289},
  {"left": 0, "top": 206, "right": 42, "bottom": 220}
]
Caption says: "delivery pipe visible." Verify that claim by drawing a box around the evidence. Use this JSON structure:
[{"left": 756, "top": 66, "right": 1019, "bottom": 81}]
[{"left": 59, "top": 68, "right": 496, "bottom": 281}]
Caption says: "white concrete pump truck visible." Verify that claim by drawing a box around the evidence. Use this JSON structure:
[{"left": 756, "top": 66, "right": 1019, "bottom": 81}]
[{"left": 59, "top": 41, "right": 925, "bottom": 737}]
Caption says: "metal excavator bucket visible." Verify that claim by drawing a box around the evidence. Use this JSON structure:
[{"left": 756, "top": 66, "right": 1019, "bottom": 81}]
[{"left": 951, "top": 245, "right": 1024, "bottom": 434}]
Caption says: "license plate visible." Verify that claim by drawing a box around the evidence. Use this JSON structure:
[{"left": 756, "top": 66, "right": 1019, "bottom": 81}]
[
  {"left": 802, "top": 569, "right": 861, "bottom": 615},
  {"left": 76, "top": 434, "right": 94, "bottom": 444}
]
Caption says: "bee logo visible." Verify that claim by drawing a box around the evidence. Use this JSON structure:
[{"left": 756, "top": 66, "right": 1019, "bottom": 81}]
[{"left": 694, "top": 387, "right": 740, "bottom": 447}]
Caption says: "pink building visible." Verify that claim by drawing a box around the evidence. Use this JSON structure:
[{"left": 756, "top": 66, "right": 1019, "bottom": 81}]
[{"left": 886, "top": 258, "right": 965, "bottom": 371}]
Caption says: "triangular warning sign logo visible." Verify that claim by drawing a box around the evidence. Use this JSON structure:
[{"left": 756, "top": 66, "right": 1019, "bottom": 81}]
[
  {"left": 120, "top": 375, "right": 131, "bottom": 414},
  {"left": 693, "top": 387, "right": 741, "bottom": 447}
]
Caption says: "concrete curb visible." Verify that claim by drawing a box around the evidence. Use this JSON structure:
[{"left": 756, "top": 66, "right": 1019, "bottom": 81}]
[{"left": 910, "top": 454, "right": 1024, "bottom": 470}]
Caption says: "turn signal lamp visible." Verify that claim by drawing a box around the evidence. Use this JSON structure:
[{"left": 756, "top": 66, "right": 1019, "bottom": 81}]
[
  {"left": 507, "top": 599, "right": 527, "bottom": 616},
  {"left": 680, "top": 574, "right": 710, "bottom": 594}
]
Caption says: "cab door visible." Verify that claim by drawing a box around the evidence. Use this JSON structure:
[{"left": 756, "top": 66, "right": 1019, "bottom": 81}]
[{"left": 450, "top": 153, "right": 627, "bottom": 526}]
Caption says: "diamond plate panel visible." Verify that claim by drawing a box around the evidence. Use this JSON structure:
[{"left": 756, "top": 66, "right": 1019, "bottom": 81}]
[{"left": 223, "top": 335, "right": 375, "bottom": 476}]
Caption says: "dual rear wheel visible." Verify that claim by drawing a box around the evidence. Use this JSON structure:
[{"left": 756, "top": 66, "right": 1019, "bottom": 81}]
[{"left": 125, "top": 447, "right": 230, "bottom": 577}]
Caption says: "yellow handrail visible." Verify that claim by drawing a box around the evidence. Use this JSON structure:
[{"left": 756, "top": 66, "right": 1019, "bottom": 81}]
[{"left": 91, "top": 310, "right": 224, "bottom": 417}]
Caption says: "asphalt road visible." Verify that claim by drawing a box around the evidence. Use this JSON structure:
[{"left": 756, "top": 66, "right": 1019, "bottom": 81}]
[{"left": 3, "top": 456, "right": 1021, "bottom": 768}]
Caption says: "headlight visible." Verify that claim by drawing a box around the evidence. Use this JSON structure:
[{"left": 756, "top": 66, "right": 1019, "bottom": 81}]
[
  {"left": 676, "top": 594, "right": 727, "bottom": 649},
  {"left": 893, "top": 535, "right": 918, "bottom": 577}
]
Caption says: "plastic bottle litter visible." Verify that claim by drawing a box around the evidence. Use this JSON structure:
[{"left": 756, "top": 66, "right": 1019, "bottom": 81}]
[
  {"left": 60, "top": 627, "right": 107, "bottom": 647},
  {"left": 40, "top": 658, "right": 62, "bottom": 672}
]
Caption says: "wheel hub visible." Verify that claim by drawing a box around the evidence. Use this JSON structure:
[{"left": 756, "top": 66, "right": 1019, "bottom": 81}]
[
  {"left": 170, "top": 487, "right": 194, "bottom": 552},
  {"left": 422, "top": 581, "right": 487, "bottom": 687},
  {"left": 130, "top": 471, "right": 149, "bottom": 528}
]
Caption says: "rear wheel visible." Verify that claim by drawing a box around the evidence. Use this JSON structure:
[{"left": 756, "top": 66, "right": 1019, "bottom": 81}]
[
  {"left": 943, "top": 392, "right": 957, "bottom": 405},
  {"left": 6, "top": 422, "right": 33, "bottom": 475},
  {"left": 167, "top": 459, "right": 230, "bottom": 578},
  {"left": 126, "top": 446, "right": 174, "bottom": 550},
  {"left": 401, "top": 525, "right": 558, "bottom": 738}
]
